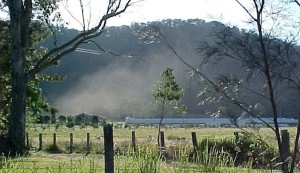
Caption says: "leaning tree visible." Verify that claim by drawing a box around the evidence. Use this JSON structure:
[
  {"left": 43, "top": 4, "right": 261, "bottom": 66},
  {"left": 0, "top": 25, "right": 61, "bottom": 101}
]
[
  {"left": 2, "top": 0, "right": 133, "bottom": 154},
  {"left": 135, "top": 1, "right": 300, "bottom": 172},
  {"left": 196, "top": 1, "right": 300, "bottom": 172}
]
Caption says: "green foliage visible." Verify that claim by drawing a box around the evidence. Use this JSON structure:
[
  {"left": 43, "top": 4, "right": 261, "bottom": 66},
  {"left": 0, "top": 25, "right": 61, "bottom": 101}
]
[
  {"left": 91, "top": 116, "right": 100, "bottom": 128},
  {"left": 0, "top": 0, "right": 64, "bottom": 136},
  {"left": 153, "top": 68, "right": 183, "bottom": 103},
  {"left": 153, "top": 67, "right": 187, "bottom": 146},
  {"left": 153, "top": 67, "right": 187, "bottom": 114},
  {"left": 0, "top": 17, "right": 63, "bottom": 131},
  {"left": 91, "top": 116, "right": 99, "bottom": 125},
  {"left": 41, "top": 115, "right": 50, "bottom": 124},
  {"left": 50, "top": 113, "right": 56, "bottom": 124},
  {"left": 66, "top": 116, "right": 74, "bottom": 129},
  {"left": 44, "top": 143, "right": 63, "bottom": 154},
  {"left": 0, "top": 21, "right": 12, "bottom": 132},
  {"left": 92, "top": 123, "right": 99, "bottom": 129},
  {"left": 196, "top": 135, "right": 276, "bottom": 168},
  {"left": 66, "top": 122, "right": 75, "bottom": 129},
  {"left": 99, "top": 119, "right": 106, "bottom": 127},
  {"left": 74, "top": 116, "right": 83, "bottom": 126},
  {"left": 115, "top": 146, "right": 160, "bottom": 173},
  {"left": 58, "top": 115, "right": 66, "bottom": 124},
  {"left": 80, "top": 123, "right": 86, "bottom": 129}
]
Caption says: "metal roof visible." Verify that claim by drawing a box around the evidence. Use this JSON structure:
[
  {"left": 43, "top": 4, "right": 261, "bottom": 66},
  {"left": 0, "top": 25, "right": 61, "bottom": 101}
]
[{"left": 125, "top": 117, "right": 298, "bottom": 126}]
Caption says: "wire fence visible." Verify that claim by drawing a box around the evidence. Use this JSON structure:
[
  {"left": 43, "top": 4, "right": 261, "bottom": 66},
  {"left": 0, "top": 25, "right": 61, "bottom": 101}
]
[{"left": 0, "top": 125, "right": 286, "bottom": 173}]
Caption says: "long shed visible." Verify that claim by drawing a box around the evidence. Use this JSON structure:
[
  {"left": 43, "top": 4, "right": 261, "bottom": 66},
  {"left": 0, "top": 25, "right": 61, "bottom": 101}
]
[{"left": 125, "top": 117, "right": 298, "bottom": 127}]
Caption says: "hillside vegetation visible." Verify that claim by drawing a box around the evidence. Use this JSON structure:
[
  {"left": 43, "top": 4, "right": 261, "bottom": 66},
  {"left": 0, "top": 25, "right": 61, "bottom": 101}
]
[{"left": 41, "top": 19, "right": 299, "bottom": 120}]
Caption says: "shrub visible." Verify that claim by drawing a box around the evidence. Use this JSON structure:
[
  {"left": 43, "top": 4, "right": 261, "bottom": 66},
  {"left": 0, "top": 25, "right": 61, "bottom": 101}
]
[
  {"left": 66, "top": 121, "right": 74, "bottom": 129},
  {"left": 55, "top": 123, "right": 60, "bottom": 131},
  {"left": 75, "top": 116, "right": 82, "bottom": 125},
  {"left": 41, "top": 115, "right": 50, "bottom": 124},
  {"left": 196, "top": 134, "right": 276, "bottom": 168},
  {"left": 51, "top": 114, "right": 56, "bottom": 124},
  {"left": 58, "top": 115, "right": 66, "bottom": 124},
  {"left": 234, "top": 134, "right": 276, "bottom": 167},
  {"left": 91, "top": 116, "right": 99, "bottom": 125},
  {"left": 45, "top": 143, "right": 63, "bottom": 154},
  {"left": 92, "top": 123, "right": 99, "bottom": 129},
  {"left": 66, "top": 116, "right": 75, "bottom": 129}
]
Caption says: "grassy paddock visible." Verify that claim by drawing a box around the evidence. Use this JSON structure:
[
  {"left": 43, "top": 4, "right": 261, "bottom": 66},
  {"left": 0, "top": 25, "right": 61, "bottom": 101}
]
[
  {"left": 0, "top": 125, "right": 295, "bottom": 172},
  {"left": 0, "top": 152, "right": 104, "bottom": 173},
  {"left": 0, "top": 148, "right": 282, "bottom": 173},
  {"left": 27, "top": 124, "right": 297, "bottom": 139},
  {"left": 25, "top": 125, "right": 296, "bottom": 150}
]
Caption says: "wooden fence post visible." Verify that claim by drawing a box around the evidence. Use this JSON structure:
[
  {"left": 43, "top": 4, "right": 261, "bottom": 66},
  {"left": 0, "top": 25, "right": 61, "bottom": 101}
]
[
  {"left": 191, "top": 132, "right": 198, "bottom": 150},
  {"left": 234, "top": 132, "right": 239, "bottom": 141},
  {"left": 131, "top": 130, "right": 136, "bottom": 152},
  {"left": 160, "top": 131, "right": 165, "bottom": 148},
  {"left": 281, "top": 130, "right": 290, "bottom": 156},
  {"left": 86, "top": 133, "right": 90, "bottom": 153},
  {"left": 53, "top": 133, "right": 56, "bottom": 146},
  {"left": 26, "top": 133, "right": 29, "bottom": 148},
  {"left": 39, "top": 133, "right": 42, "bottom": 150},
  {"left": 70, "top": 133, "right": 73, "bottom": 153},
  {"left": 104, "top": 124, "right": 114, "bottom": 173}
]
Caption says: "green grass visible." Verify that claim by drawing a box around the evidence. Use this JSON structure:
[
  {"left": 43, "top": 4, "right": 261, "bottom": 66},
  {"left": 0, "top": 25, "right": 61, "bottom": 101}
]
[
  {"left": 2, "top": 124, "right": 293, "bottom": 172},
  {"left": 27, "top": 124, "right": 294, "bottom": 141},
  {"left": 25, "top": 124, "right": 288, "bottom": 154},
  {"left": 0, "top": 153, "right": 103, "bottom": 173},
  {"left": 0, "top": 148, "right": 283, "bottom": 173}
]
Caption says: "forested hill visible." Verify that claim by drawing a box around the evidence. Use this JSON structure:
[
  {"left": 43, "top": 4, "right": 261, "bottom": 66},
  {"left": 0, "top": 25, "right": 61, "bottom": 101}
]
[{"left": 40, "top": 19, "right": 298, "bottom": 120}]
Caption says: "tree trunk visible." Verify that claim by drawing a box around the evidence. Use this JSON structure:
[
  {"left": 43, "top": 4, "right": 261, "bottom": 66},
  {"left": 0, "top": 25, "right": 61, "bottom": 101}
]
[
  {"left": 157, "top": 98, "right": 166, "bottom": 148},
  {"left": 8, "top": 68, "right": 26, "bottom": 154},
  {"left": 254, "top": 5, "right": 286, "bottom": 172},
  {"left": 0, "top": 67, "right": 3, "bottom": 115},
  {"left": 6, "top": 0, "right": 27, "bottom": 155}
]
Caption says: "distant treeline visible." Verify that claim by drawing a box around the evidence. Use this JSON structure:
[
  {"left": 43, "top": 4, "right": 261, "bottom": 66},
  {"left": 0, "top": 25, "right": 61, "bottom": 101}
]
[{"left": 41, "top": 19, "right": 299, "bottom": 119}]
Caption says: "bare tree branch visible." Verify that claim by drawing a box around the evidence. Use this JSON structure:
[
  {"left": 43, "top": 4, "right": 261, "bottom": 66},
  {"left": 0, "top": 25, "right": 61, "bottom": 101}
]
[
  {"left": 63, "top": 6, "right": 83, "bottom": 27},
  {"left": 293, "top": 0, "right": 300, "bottom": 6},
  {"left": 79, "top": 0, "right": 86, "bottom": 31},
  {"left": 155, "top": 27, "right": 276, "bottom": 132},
  {"left": 28, "top": 0, "right": 133, "bottom": 79},
  {"left": 290, "top": 113, "right": 300, "bottom": 173},
  {"left": 235, "top": 0, "right": 257, "bottom": 21}
]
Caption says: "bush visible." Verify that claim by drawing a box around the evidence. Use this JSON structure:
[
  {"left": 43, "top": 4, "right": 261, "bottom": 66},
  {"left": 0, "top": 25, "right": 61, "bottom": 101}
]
[
  {"left": 55, "top": 123, "right": 60, "bottom": 131},
  {"left": 66, "top": 121, "right": 74, "bottom": 129},
  {"left": 196, "top": 134, "right": 276, "bottom": 168},
  {"left": 75, "top": 116, "right": 82, "bottom": 125},
  {"left": 41, "top": 115, "right": 50, "bottom": 124},
  {"left": 66, "top": 116, "right": 75, "bottom": 129},
  {"left": 80, "top": 123, "right": 86, "bottom": 129},
  {"left": 58, "top": 115, "right": 66, "bottom": 124},
  {"left": 91, "top": 116, "right": 99, "bottom": 125},
  {"left": 45, "top": 144, "right": 63, "bottom": 154},
  {"left": 92, "top": 123, "right": 99, "bottom": 129},
  {"left": 234, "top": 134, "right": 276, "bottom": 167}
]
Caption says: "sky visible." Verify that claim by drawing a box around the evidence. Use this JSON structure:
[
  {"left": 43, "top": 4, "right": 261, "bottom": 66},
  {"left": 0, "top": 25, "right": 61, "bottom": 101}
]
[
  {"left": 54, "top": 0, "right": 300, "bottom": 116},
  {"left": 60, "top": 0, "right": 251, "bottom": 29},
  {"left": 1, "top": 0, "right": 297, "bottom": 32},
  {"left": 1, "top": 0, "right": 299, "bottom": 115}
]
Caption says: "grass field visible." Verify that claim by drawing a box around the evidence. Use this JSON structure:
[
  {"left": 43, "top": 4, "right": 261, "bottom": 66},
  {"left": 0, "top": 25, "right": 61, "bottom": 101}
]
[
  {"left": 26, "top": 125, "right": 296, "bottom": 150},
  {"left": 0, "top": 125, "right": 297, "bottom": 172},
  {"left": 1, "top": 152, "right": 281, "bottom": 173}
]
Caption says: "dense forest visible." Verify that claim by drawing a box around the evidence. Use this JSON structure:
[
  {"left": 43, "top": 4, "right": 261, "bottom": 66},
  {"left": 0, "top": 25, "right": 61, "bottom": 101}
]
[{"left": 40, "top": 19, "right": 299, "bottom": 120}]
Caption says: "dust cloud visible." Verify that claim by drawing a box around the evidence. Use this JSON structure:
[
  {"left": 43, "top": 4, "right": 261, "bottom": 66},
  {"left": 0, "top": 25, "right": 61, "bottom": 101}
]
[{"left": 53, "top": 50, "right": 198, "bottom": 117}]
